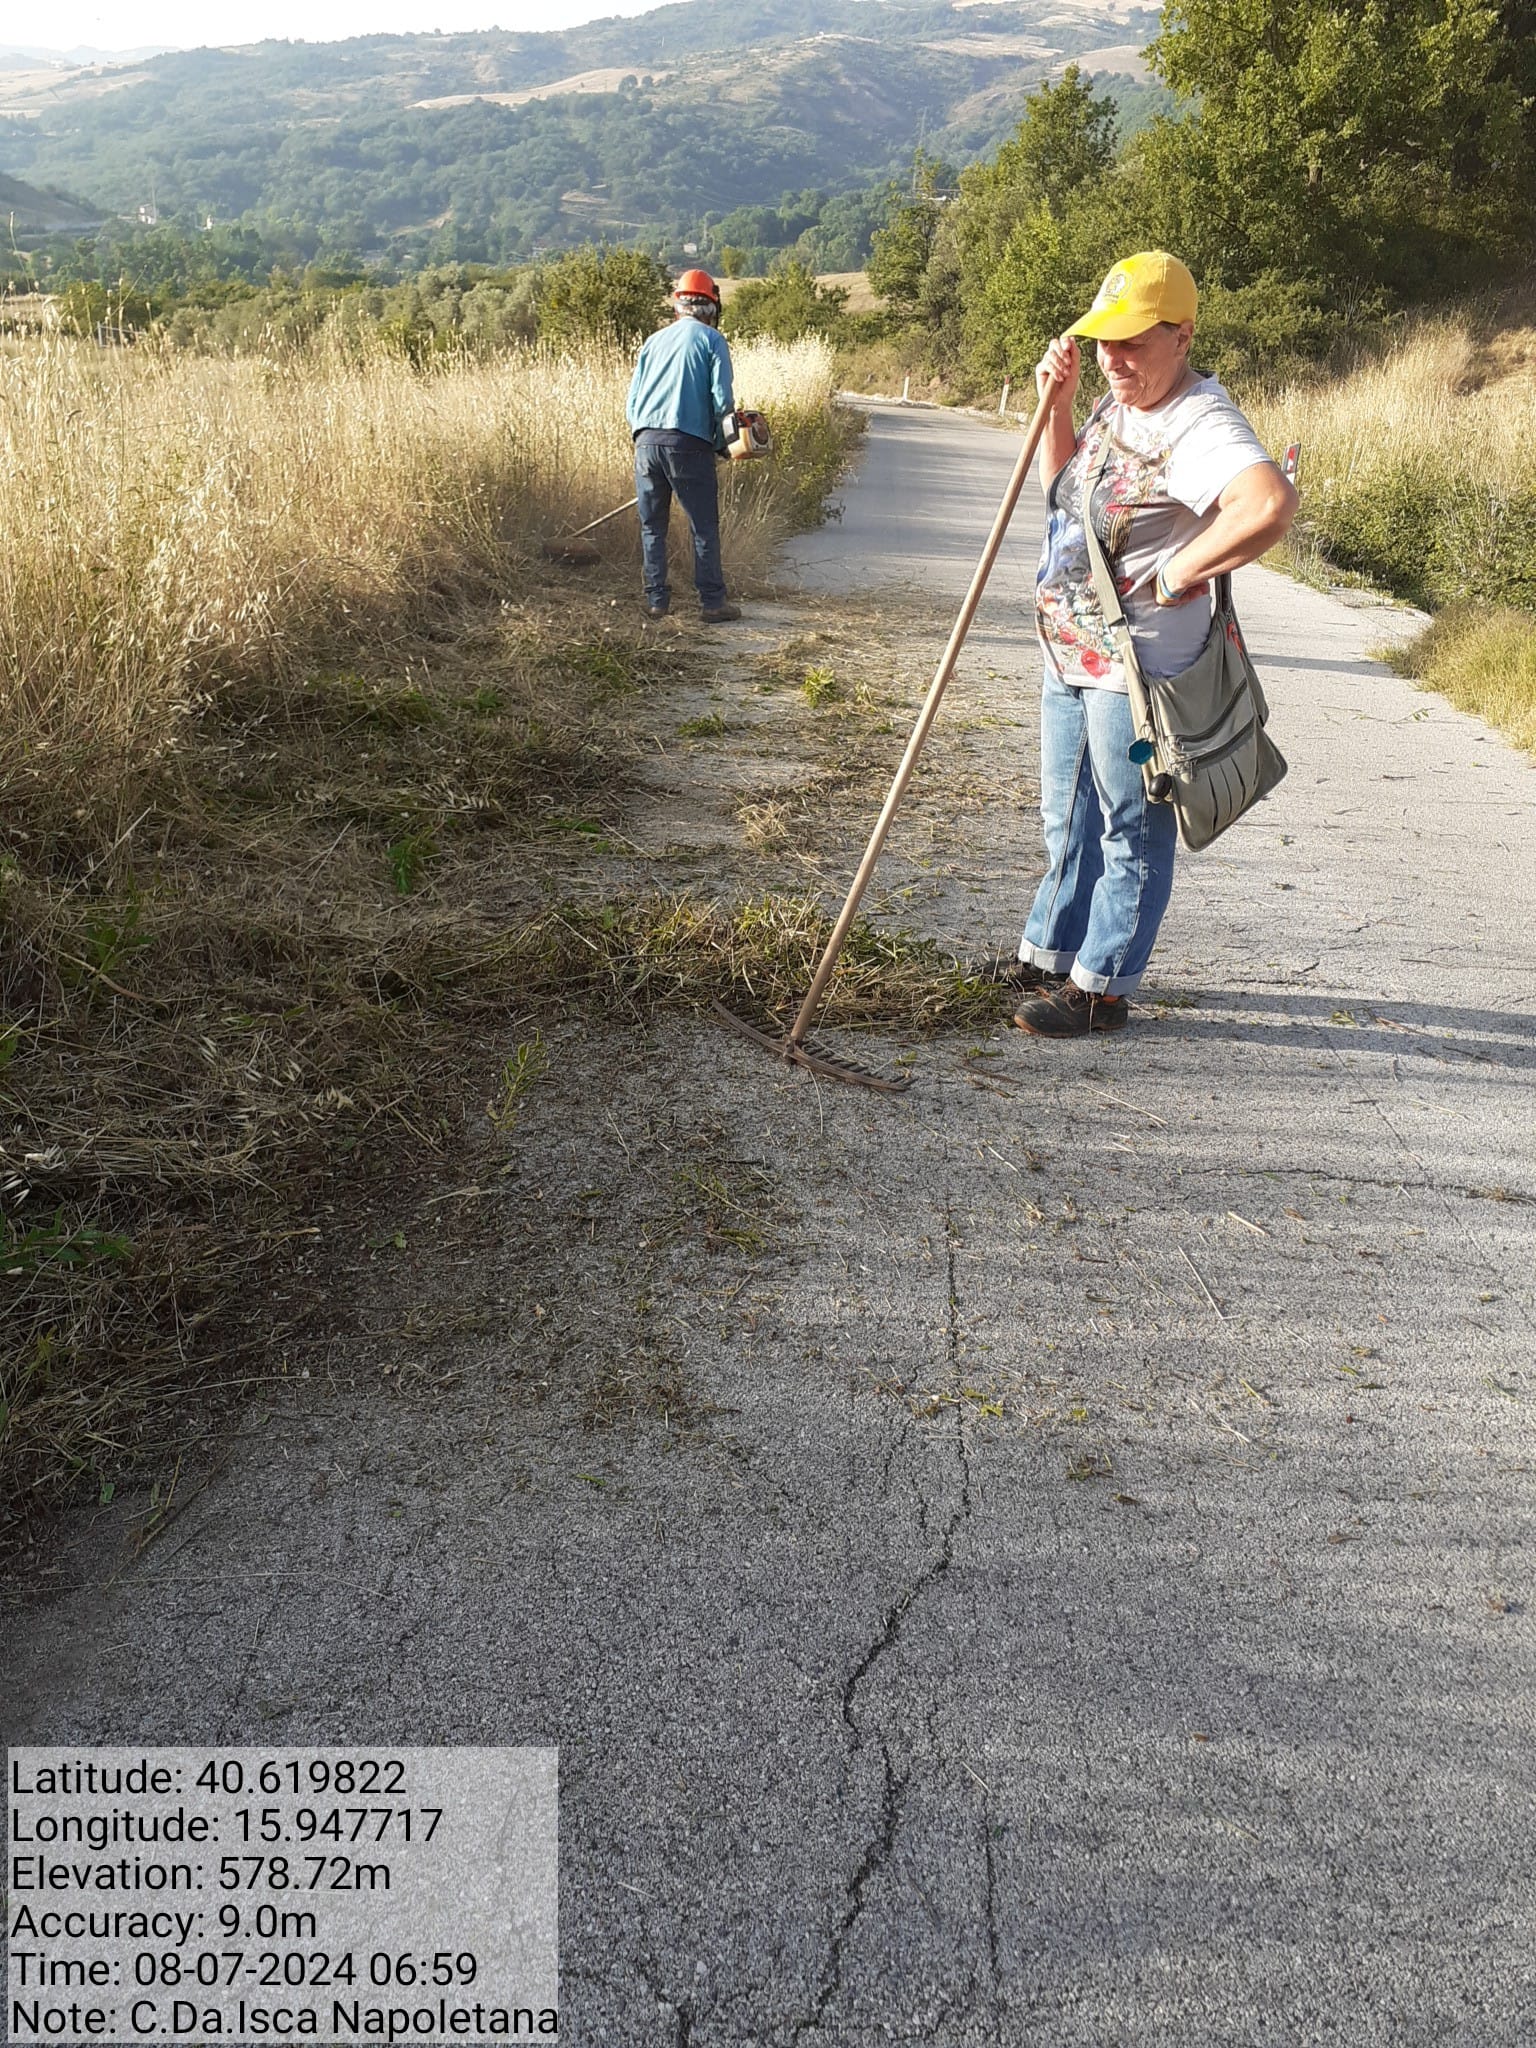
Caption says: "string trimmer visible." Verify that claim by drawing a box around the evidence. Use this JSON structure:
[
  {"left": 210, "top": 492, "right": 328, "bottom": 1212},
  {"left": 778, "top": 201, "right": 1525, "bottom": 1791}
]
[{"left": 714, "top": 384, "right": 1054, "bottom": 1094}]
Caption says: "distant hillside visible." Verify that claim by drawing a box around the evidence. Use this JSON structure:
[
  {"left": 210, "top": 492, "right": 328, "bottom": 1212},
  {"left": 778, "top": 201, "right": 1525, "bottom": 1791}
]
[
  {"left": 0, "top": 0, "right": 1160, "bottom": 263},
  {"left": 0, "top": 45, "right": 171, "bottom": 64},
  {"left": 0, "top": 170, "right": 102, "bottom": 236}
]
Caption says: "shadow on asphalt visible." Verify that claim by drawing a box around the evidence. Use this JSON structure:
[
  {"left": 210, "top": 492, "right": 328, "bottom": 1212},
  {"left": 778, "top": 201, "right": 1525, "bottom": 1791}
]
[
  {"left": 1253, "top": 654, "right": 1406, "bottom": 679},
  {"left": 1143, "top": 992, "right": 1536, "bottom": 1074}
]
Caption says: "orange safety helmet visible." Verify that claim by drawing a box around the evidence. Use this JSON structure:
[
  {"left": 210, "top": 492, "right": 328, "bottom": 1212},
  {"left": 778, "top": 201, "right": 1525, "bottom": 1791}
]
[{"left": 673, "top": 267, "right": 721, "bottom": 307}]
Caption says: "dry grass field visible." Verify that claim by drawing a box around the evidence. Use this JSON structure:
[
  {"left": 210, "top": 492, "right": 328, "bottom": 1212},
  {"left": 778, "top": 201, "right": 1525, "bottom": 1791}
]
[
  {"left": 0, "top": 329, "right": 850, "bottom": 1543},
  {"left": 0, "top": 331, "right": 839, "bottom": 847},
  {"left": 414, "top": 67, "right": 677, "bottom": 109},
  {"left": 716, "top": 271, "right": 886, "bottom": 315}
]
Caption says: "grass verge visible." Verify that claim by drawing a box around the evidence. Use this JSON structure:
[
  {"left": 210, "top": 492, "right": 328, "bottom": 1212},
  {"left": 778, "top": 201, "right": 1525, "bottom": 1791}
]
[
  {"left": 0, "top": 322, "right": 865, "bottom": 1550},
  {"left": 1, "top": 617, "right": 1007, "bottom": 1551},
  {"left": 0, "top": 600, "right": 639, "bottom": 1548},
  {"left": 0, "top": 330, "right": 848, "bottom": 856},
  {"left": 1380, "top": 606, "right": 1536, "bottom": 755},
  {"left": 1248, "top": 311, "right": 1536, "bottom": 752}
]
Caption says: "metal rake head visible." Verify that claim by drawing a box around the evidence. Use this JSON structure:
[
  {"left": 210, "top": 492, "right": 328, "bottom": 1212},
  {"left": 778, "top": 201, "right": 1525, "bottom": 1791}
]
[{"left": 710, "top": 1001, "right": 914, "bottom": 1094}]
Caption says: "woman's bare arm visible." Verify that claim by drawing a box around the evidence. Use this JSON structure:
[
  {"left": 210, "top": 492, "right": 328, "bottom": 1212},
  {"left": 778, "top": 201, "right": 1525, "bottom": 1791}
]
[{"left": 1157, "top": 462, "right": 1298, "bottom": 601}]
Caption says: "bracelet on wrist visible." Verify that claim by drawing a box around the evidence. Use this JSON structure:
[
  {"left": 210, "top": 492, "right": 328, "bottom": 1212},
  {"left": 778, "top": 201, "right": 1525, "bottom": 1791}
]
[{"left": 1156, "top": 565, "right": 1182, "bottom": 606}]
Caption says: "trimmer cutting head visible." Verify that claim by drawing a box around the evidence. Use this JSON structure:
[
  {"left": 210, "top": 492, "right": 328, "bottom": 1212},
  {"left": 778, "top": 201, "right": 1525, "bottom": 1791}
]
[
  {"left": 540, "top": 495, "right": 639, "bottom": 567},
  {"left": 540, "top": 535, "right": 602, "bottom": 566}
]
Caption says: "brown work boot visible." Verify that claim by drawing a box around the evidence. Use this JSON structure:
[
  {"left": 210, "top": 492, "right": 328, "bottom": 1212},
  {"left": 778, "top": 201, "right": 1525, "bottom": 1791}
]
[
  {"left": 1013, "top": 981, "right": 1129, "bottom": 1037},
  {"left": 701, "top": 601, "right": 742, "bottom": 623}
]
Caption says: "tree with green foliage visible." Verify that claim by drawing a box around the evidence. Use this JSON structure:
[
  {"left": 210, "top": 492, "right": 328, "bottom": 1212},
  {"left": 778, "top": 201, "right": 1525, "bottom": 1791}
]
[
  {"left": 1148, "top": 0, "right": 1536, "bottom": 297},
  {"left": 854, "top": 3, "right": 1536, "bottom": 396},
  {"left": 791, "top": 184, "right": 897, "bottom": 273},
  {"left": 945, "top": 70, "right": 1119, "bottom": 384},
  {"left": 723, "top": 259, "right": 849, "bottom": 343},
  {"left": 866, "top": 154, "right": 949, "bottom": 316},
  {"left": 966, "top": 65, "right": 1118, "bottom": 236},
  {"left": 533, "top": 245, "right": 672, "bottom": 346}
]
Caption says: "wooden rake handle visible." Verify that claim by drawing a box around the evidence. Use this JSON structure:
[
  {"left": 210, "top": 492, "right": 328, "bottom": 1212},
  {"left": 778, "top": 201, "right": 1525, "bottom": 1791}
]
[{"left": 788, "top": 385, "right": 1056, "bottom": 1049}]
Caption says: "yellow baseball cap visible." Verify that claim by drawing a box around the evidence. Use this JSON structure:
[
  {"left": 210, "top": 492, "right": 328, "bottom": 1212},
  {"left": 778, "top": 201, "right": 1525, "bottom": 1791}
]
[{"left": 1068, "top": 251, "right": 1198, "bottom": 340}]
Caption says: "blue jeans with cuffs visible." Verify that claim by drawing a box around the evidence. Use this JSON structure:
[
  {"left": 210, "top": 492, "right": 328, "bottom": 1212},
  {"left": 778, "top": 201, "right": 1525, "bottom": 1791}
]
[
  {"left": 1020, "top": 667, "right": 1178, "bottom": 997},
  {"left": 633, "top": 429, "right": 727, "bottom": 611}
]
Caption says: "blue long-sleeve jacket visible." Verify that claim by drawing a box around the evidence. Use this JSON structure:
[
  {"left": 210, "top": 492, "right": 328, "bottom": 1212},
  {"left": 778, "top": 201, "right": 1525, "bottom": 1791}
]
[{"left": 625, "top": 317, "right": 734, "bottom": 449}]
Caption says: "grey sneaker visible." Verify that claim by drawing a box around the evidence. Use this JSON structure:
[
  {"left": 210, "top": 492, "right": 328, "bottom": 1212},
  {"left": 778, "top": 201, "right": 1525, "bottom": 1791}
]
[{"left": 701, "top": 601, "right": 742, "bottom": 623}]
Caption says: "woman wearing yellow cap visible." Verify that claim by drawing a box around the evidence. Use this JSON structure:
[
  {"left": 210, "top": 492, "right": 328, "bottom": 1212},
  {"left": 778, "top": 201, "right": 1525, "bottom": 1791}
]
[{"left": 1004, "top": 251, "right": 1297, "bottom": 1038}]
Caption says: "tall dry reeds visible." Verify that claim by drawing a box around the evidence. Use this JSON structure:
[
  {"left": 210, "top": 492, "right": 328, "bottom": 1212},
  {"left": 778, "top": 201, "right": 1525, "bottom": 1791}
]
[
  {"left": 0, "top": 326, "right": 847, "bottom": 1536},
  {"left": 0, "top": 331, "right": 841, "bottom": 854}
]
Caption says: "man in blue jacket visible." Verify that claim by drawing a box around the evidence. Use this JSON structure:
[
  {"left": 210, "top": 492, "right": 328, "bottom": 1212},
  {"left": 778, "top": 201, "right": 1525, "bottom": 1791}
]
[{"left": 625, "top": 268, "right": 742, "bottom": 623}]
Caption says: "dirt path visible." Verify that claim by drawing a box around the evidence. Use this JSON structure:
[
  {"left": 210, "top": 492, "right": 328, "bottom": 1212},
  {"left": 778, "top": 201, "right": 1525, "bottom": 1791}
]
[{"left": 7, "top": 402, "right": 1535, "bottom": 2046}]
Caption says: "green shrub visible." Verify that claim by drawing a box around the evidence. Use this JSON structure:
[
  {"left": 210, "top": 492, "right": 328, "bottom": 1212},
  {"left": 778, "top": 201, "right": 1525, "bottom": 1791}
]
[
  {"left": 724, "top": 261, "right": 849, "bottom": 344},
  {"left": 534, "top": 247, "right": 672, "bottom": 348}
]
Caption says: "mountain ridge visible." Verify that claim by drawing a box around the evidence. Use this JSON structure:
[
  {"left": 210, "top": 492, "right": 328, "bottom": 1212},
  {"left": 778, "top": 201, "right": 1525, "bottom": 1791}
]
[{"left": 0, "top": 0, "right": 1160, "bottom": 263}]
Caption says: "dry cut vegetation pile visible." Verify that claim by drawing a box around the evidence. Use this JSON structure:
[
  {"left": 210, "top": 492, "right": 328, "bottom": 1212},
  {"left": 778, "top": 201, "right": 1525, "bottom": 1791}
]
[{"left": 0, "top": 331, "right": 863, "bottom": 1544}]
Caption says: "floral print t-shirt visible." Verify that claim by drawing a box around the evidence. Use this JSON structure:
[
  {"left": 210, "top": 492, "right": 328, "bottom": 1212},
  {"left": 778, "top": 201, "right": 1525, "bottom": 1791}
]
[{"left": 1035, "top": 374, "right": 1272, "bottom": 693}]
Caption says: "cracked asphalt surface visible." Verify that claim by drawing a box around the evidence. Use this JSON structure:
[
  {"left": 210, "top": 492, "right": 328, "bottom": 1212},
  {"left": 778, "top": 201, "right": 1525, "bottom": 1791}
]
[{"left": 7, "top": 401, "right": 1535, "bottom": 2044}]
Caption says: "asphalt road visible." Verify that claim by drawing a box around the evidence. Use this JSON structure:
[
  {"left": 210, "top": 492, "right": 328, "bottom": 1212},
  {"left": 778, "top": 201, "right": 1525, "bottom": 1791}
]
[{"left": 8, "top": 401, "right": 1535, "bottom": 2046}]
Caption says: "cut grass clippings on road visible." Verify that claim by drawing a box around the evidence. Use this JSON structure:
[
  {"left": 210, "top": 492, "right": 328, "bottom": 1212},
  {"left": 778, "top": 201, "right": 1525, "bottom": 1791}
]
[
  {"left": 1, "top": 669, "right": 1008, "bottom": 1546},
  {"left": 0, "top": 864, "right": 1001, "bottom": 1501},
  {"left": 518, "top": 891, "right": 1012, "bottom": 1033}
]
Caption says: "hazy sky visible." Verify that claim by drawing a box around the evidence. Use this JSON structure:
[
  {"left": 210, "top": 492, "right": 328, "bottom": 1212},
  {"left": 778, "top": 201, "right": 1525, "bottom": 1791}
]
[{"left": 19, "top": 0, "right": 663, "bottom": 54}]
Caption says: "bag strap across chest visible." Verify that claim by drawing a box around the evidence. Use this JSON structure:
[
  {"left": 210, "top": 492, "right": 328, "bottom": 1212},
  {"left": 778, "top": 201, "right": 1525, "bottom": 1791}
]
[
  {"left": 1073, "top": 416, "right": 1286, "bottom": 850},
  {"left": 1078, "top": 414, "right": 1233, "bottom": 645},
  {"left": 1071, "top": 426, "right": 1157, "bottom": 783}
]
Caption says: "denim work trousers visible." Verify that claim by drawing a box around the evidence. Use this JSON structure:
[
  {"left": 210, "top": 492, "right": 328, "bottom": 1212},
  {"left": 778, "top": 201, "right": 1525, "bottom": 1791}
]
[
  {"left": 1021, "top": 667, "right": 1178, "bottom": 996},
  {"left": 633, "top": 429, "right": 727, "bottom": 610}
]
